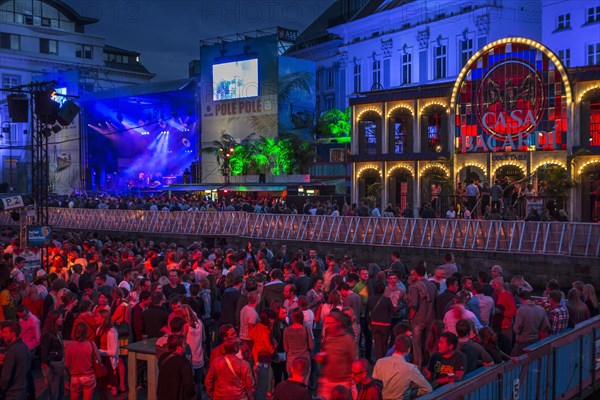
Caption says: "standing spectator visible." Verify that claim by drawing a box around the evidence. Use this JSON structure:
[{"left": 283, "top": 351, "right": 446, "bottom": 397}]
[
  {"left": 583, "top": 284, "right": 599, "bottom": 317},
  {"left": 220, "top": 275, "right": 243, "bottom": 327},
  {"left": 492, "top": 277, "right": 516, "bottom": 354},
  {"left": 283, "top": 284, "right": 299, "bottom": 320},
  {"left": 425, "top": 332, "right": 467, "bottom": 388},
  {"left": 491, "top": 179, "right": 503, "bottom": 211},
  {"left": 352, "top": 358, "right": 383, "bottom": 400},
  {"left": 65, "top": 323, "right": 98, "bottom": 400},
  {"left": 16, "top": 304, "right": 40, "bottom": 400},
  {"left": 436, "top": 277, "right": 459, "bottom": 320},
  {"left": 40, "top": 310, "right": 65, "bottom": 400},
  {"left": 341, "top": 283, "right": 362, "bottom": 328},
  {"left": 566, "top": 288, "right": 590, "bottom": 327},
  {"left": 478, "top": 327, "right": 512, "bottom": 364},
  {"left": 548, "top": 290, "right": 569, "bottom": 335},
  {"left": 512, "top": 290, "right": 549, "bottom": 356},
  {"left": 0, "top": 278, "right": 20, "bottom": 322},
  {"left": 272, "top": 356, "right": 312, "bottom": 400},
  {"left": 294, "top": 261, "right": 311, "bottom": 296},
  {"left": 455, "top": 319, "right": 494, "bottom": 373},
  {"left": 471, "top": 281, "right": 494, "bottom": 327},
  {"left": 383, "top": 273, "right": 406, "bottom": 330},
  {"left": 443, "top": 291, "right": 483, "bottom": 335},
  {"left": 408, "top": 264, "right": 438, "bottom": 368},
  {"left": 0, "top": 321, "right": 32, "bottom": 400},
  {"left": 466, "top": 179, "right": 480, "bottom": 218},
  {"left": 249, "top": 310, "right": 277, "bottom": 398},
  {"left": 205, "top": 339, "right": 254, "bottom": 400},
  {"left": 389, "top": 250, "right": 409, "bottom": 282},
  {"left": 142, "top": 291, "right": 169, "bottom": 339},
  {"left": 367, "top": 282, "right": 395, "bottom": 361},
  {"left": 373, "top": 334, "right": 432, "bottom": 400},
  {"left": 157, "top": 333, "right": 196, "bottom": 400},
  {"left": 162, "top": 270, "right": 186, "bottom": 299},
  {"left": 177, "top": 305, "right": 205, "bottom": 400},
  {"left": 132, "top": 290, "right": 151, "bottom": 342},
  {"left": 283, "top": 308, "right": 314, "bottom": 377},
  {"left": 262, "top": 270, "right": 286, "bottom": 310},
  {"left": 239, "top": 291, "right": 259, "bottom": 349},
  {"left": 316, "top": 312, "right": 357, "bottom": 400},
  {"left": 95, "top": 310, "right": 118, "bottom": 398}
]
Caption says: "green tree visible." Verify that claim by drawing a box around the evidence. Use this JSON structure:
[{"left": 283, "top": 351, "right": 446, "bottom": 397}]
[
  {"left": 314, "top": 107, "right": 351, "bottom": 138},
  {"left": 201, "top": 132, "right": 255, "bottom": 177}
]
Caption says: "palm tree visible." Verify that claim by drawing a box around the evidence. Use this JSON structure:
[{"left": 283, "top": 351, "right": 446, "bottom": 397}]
[{"left": 201, "top": 132, "right": 255, "bottom": 179}]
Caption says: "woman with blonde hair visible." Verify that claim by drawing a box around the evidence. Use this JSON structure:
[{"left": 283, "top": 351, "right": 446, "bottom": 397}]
[
  {"left": 176, "top": 304, "right": 205, "bottom": 399},
  {"left": 583, "top": 284, "right": 599, "bottom": 317},
  {"left": 95, "top": 310, "right": 119, "bottom": 398}
]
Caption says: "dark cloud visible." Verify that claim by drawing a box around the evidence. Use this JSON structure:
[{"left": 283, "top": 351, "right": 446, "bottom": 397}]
[{"left": 64, "top": 0, "right": 333, "bottom": 81}]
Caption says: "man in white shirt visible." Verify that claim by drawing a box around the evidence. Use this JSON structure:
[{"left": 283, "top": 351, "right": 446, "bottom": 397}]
[
  {"left": 239, "top": 291, "right": 259, "bottom": 347},
  {"left": 372, "top": 334, "right": 432, "bottom": 400}
]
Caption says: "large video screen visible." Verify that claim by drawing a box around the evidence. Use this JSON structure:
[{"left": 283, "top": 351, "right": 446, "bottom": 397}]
[{"left": 213, "top": 58, "right": 258, "bottom": 101}]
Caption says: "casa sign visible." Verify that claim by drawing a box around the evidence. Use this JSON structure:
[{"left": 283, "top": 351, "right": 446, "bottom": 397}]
[{"left": 455, "top": 40, "right": 568, "bottom": 153}]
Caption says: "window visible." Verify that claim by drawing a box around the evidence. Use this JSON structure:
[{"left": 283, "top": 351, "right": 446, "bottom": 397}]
[
  {"left": 402, "top": 52, "right": 412, "bottom": 84},
  {"left": 590, "top": 101, "right": 600, "bottom": 146},
  {"left": 557, "top": 13, "right": 570, "bottom": 29},
  {"left": 330, "top": 148, "right": 347, "bottom": 162},
  {"left": 325, "top": 96, "right": 335, "bottom": 111},
  {"left": 353, "top": 63, "right": 361, "bottom": 93},
  {"left": 558, "top": 49, "right": 571, "bottom": 67},
  {"left": 363, "top": 120, "right": 378, "bottom": 155},
  {"left": 460, "top": 38, "right": 473, "bottom": 67},
  {"left": 0, "top": 33, "right": 20, "bottom": 50},
  {"left": 434, "top": 44, "right": 447, "bottom": 79},
  {"left": 2, "top": 74, "right": 20, "bottom": 89},
  {"left": 587, "top": 6, "right": 600, "bottom": 23},
  {"left": 40, "top": 38, "right": 58, "bottom": 55},
  {"left": 76, "top": 44, "right": 93, "bottom": 59},
  {"left": 372, "top": 59, "right": 381, "bottom": 87},
  {"left": 427, "top": 113, "right": 442, "bottom": 152},
  {"left": 326, "top": 68, "right": 334, "bottom": 88},
  {"left": 587, "top": 43, "right": 600, "bottom": 65},
  {"left": 393, "top": 121, "right": 406, "bottom": 154}
]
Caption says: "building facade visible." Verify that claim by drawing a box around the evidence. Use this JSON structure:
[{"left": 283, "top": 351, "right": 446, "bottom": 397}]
[{"left": 0, "top": 0, "right": 154, "bottom": 193}]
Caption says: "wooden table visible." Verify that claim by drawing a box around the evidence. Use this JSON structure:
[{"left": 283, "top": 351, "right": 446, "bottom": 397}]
[{"left": 123, "top": 338, "right": 158, "bottom": 400}]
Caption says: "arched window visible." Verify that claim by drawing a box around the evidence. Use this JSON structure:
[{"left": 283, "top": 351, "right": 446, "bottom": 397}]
[
  {"left": 388, "top": 108, "right": 413, "bottom": 154},
  {"left": 420, "top": 105, "right": 447, "bottom": 153},
  {"left": 358, "top": 111, "right": 382, "bottom": 155}
]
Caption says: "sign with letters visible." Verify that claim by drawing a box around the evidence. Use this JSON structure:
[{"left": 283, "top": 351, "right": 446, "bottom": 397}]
[
  {"left": 455, "top": 40, "right": 568, "bottom": 153},
  {"left": 1, "top": 195, "right": 23, "bottom": 210}
]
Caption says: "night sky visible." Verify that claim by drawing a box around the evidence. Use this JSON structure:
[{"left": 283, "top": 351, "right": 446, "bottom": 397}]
[{"left": 63, "top": 0, "right": 334, "bottom": 81}]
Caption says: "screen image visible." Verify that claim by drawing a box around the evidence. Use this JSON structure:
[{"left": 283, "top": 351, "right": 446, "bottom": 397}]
[{"left": 213, "top": 59, "right": 259, "bottom": 101}]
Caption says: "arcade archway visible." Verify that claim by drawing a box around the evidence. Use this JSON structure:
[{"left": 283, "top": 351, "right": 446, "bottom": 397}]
[{"left": 387, "top": 166, "right": 413, "bottom": 212}]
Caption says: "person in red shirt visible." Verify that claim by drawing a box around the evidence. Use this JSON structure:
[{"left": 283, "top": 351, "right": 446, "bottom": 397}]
[{"left": 492, "top": 277, "right": 516, "bottom": 355}]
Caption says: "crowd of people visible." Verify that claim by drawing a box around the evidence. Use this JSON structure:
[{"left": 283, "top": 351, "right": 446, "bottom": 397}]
[
  {"left": 47, "top": 190, "right": 571, "bottom": 222},
  {"left": 0, "top": 228, "right": 596, "bottom": 400}
]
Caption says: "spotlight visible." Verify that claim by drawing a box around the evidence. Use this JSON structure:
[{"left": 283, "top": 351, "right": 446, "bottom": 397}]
[
  {"left": 10, "top": 211, "right": 20, "bottom": 222},
  {"left": 41, "top": 127, "right": 52, "bottom": 138},
  {"left": 51, "top": 124, "right": 62, "bottom": 134}
]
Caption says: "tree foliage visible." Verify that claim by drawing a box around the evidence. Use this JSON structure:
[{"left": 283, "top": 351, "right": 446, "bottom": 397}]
[{"left": 314, "top": 107, "right": 351, "bottom": 138}]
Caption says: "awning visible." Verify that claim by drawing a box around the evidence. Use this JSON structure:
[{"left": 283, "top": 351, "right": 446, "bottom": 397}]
[{"left": 224, "top": 185, "right": 287, "bottom": 192}]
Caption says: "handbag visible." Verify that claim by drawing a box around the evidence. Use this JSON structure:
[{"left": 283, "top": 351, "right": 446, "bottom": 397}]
[
  {"left": 90, "top": 341, "right": 107, "bottom": 378},
  {"left": 114, "top": 303, "right": 130, "bottom": 338}
]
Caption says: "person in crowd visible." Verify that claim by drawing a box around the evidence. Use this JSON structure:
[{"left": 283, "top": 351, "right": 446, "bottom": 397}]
[
  {"left": 548, "top": 290, "right": 570, "bottom": 335},
  {"left": 16, "top": 304, "right": 40, "bottom": 400},
  {"left": 205, "top": 338, "right": 254, "bottom": 400},
  {"left": 512, "top": 290, "right": 549, "bottom": 356},
  {"left": 478, "top": 327, "right": 513, "bottom": 364},
  {"left": 443, "top": 291, "right": 483, "bottom": 335},
  {"left": 0, "top": 321, "right": 32, "bottom": 400},
  {"left": 367, "top": 282, "right": 395, "bottom": 361},
  {"left": 110, "top": 287, "right": 130, "bottom": 393},
  {"left": 272, "top": 356, "right": 312, "bottom": 400},
  {"left": 566, "top": 288, "right": 590, "bottom": 327},
  {"left": 373, "top": 334, "right": 432, "bottom": 400},
  {"left": 583, "top": 284, "right": 599, "bottom": 317},
  {"left": 436, "top": 276, "right": 459, "bottom": 320},
  {"left": 142, "top": 291, "right": 169, "bottom": 339},
  {"left": 249, "top": 309, "right": 277, "bottom": 398},
  {"left": 65, "top": 323, "right": 99, "bottom": 400},
  {"left": 283, "top": 308, "right": 314, "bottom": 377},
  {"left": 491, "top": 277, "right": 516, "bottom": 354},
  {"left": 40, "top": 310, "right": 66, "bottom": 400},
  {"left": 177, "top": 304, "right": 205, "bottom": 399},
  {"left": 425, "top": 332, "right": 467, "bottom": 388},
  {"left": 95, "top": 310, "right": 118, "bottom": 398},
  {"left": 408, "top": 263, "right": 438, "bottom": 368},
  {"left": 455, "top": 319, "right": 494, "bottom": 373},
  {"left": 316, "top": 311, "right": 357, "bottom": 400},
  {"left": 157, "top": 333, "right": 195, "bottom": 400},
  {"left": 471, "top": 281, "right": 494, "bottom": 327},
  {"left": 351, "top": 358, "right": 383, "bottom": 400}
]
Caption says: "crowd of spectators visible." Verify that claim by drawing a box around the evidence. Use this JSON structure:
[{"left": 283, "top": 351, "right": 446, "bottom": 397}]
[{"left": 0, "top": 228, "right": 596, "bottom": 400}]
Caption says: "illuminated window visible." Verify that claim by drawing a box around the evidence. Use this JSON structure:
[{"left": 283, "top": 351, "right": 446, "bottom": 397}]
[
  {"left": 330, "top": 148, "right": 346, "bottom": 162},
  {"left": 591, "top": 100, "right": 600, "bottom": 146},
  {"left": 402, "top": 52, "right": 412, "bottom": 84},
  {"left": 2, "top": 74, "right": 20, "bottom": 89},
  {"left": 558, "top": 49, "right": 571, "bottom": 67},
  {"left": 434, "top": 44, "right": 447, "bottom": 79},
  {"left": 557, "top": 13, "right": 570, "bottom": 29},
  {"left": 427, "top": 113, "right": 442, "bottom": 152},
  {"left": 586, "top": 6, "right": 600, "bottom": 23},
  {"left": 393, "top": 121, "right": 406, "bottom": 154},
  {"left": 587, "top": 43, "right": 600, "bottom": 65}
]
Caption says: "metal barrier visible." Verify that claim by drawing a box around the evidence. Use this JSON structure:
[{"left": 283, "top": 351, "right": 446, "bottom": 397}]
[
  {"left": 1, "top": 209, "right": 599, "bottom": 257},
  {"left": 419, "top": 316, "right": 600, "bottom": 400}
]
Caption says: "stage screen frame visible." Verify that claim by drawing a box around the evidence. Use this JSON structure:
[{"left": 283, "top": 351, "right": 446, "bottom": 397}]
[{"left": 212, "top": 58, "right": 259, "bottom": 101}]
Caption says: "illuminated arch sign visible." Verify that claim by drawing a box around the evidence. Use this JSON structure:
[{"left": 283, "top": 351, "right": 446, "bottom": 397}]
[{"left": 453, "top": 38, "right": 571, "bottom": 153}]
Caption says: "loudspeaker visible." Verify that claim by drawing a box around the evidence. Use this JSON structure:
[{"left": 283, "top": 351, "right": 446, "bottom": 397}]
[
  {"left": 57, "top": 100, "right": 80, "bottom": 126},
  {"left": 34, "top": 91, "right": 59, "bottom": 124},
  {"left": 7, "top": 94, "right": 28, "bottom": 122}
]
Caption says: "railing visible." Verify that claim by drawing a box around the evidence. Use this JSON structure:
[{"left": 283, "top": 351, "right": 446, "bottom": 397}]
[
  {"left": 1, "top": 209, "right": 599, "bottom": 257},
  {"left": 419, "top": 316, "right": 600, "bottom": 400}
]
